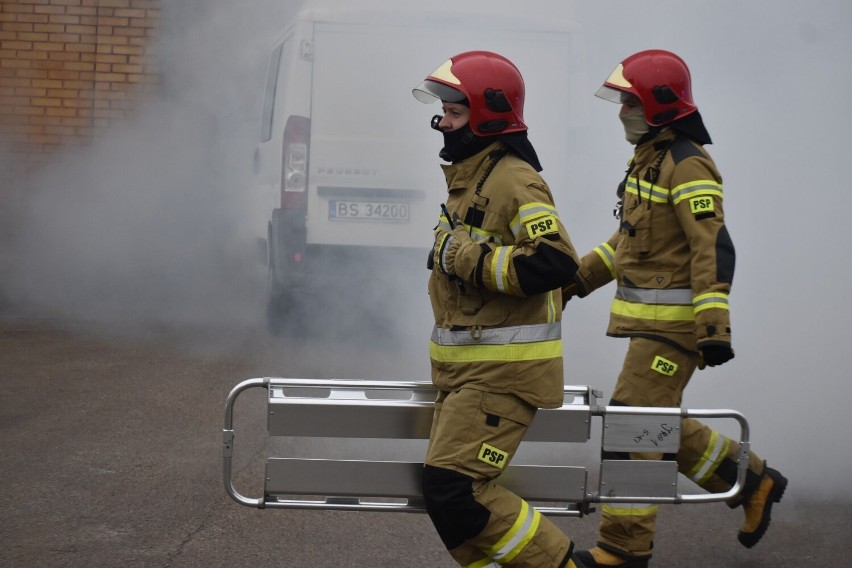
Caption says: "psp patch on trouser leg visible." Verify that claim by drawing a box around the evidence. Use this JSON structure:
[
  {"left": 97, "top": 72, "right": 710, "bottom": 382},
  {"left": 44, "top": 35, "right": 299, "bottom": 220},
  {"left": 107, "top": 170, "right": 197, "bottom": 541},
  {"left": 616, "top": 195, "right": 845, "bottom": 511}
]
[{"left": 477, "top": 443, "right": 509, "bottom": 470}]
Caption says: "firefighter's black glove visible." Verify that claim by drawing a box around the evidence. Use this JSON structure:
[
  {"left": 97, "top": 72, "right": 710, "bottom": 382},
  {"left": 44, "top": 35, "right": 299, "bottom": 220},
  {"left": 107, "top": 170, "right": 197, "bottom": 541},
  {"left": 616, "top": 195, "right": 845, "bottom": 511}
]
[
  {"left": 561, "top": 277, "right": 589, "bottom": 305},
  {"left": 561, "top": 283, "right": 577, "bottom": 307},
  {"left": 698, "top": 343, "right": 735, "bottom": 368}
]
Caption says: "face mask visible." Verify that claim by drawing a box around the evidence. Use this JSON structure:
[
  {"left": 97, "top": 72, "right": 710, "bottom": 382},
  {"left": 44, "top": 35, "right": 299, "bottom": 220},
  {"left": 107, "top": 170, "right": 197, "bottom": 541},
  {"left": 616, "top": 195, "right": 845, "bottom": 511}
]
[{"left": 620, "top": 106, "right": 650, "bottom": 145}]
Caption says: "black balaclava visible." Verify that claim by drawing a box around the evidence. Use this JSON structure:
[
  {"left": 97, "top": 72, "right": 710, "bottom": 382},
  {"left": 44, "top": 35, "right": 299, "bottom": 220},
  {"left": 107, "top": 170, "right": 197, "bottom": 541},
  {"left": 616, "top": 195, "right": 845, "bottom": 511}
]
[{"left": 439, "top": 123, "right": 493, "bottom": 163}]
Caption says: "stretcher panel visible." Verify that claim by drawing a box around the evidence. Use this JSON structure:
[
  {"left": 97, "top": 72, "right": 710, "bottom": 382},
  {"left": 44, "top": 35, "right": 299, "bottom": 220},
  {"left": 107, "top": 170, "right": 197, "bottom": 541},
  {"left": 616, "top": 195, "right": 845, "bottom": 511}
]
[
  {"left": 600, "top": 460, "right": 678, "bottom": 499},
  {"left": 267, "top": 379, "right": 594, "bottom": 443},
  {"left": 602, "top": 413, "right": 682, "bottom": 453},
  {"left": 265, "top": 458, "right": 588, "bottom": 503}
]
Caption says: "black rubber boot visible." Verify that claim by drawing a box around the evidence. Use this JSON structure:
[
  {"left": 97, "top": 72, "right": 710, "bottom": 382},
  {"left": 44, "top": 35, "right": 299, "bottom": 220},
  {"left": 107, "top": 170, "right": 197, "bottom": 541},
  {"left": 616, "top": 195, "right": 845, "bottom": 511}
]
[{"left": 572, "top": 548, "right": 650, "bottom": 567}]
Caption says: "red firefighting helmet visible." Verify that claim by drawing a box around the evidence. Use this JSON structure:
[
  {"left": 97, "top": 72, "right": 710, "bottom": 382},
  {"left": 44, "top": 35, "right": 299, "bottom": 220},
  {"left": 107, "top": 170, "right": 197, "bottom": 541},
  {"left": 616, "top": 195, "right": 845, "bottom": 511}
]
[
  {"left": 595, "top": 49, "right": 698, "bottom": 126},
  {"left": 412, "top": 50, "right": 527, "bottom": 136}
]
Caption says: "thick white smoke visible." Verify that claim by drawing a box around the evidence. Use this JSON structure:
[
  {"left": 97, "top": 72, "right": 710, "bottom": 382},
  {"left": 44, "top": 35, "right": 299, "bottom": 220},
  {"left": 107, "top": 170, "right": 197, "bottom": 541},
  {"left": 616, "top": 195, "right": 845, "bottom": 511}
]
[{"left": 2, "top": 0, "right": 850, "bottom": 499}]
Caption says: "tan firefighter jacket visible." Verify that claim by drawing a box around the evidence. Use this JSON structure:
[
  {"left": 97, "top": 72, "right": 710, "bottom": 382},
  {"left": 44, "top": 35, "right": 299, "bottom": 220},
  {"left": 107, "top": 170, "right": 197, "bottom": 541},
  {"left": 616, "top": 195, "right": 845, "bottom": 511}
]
[
  {"left": 573, "top": 129, "right": 734, "bottom": 353},
  {"left": 429, "top": 141, "right": 579, "bottom": 408}
]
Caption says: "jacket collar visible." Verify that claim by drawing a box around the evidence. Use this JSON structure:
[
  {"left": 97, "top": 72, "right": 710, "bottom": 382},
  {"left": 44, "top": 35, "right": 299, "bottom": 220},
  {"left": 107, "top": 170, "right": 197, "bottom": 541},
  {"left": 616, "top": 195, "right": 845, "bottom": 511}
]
[
  {"left": 633, "top": 128, "right": 676, "bottom": 164},
  {"left": 441, "top": 140, "right": 506, "bottom": 192}
]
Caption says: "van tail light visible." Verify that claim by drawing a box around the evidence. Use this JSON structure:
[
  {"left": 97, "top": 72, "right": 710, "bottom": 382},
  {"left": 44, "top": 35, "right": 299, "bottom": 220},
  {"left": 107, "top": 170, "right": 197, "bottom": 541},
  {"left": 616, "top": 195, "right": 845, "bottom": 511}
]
[{"left": 281, "top": 115, "right": 310, "bottom": 210}]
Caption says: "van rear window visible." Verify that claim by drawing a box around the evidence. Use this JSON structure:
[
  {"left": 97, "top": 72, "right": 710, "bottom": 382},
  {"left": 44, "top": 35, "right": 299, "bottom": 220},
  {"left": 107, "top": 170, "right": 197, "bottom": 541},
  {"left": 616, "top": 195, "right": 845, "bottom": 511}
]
[{"left": 260, "top": 44, "right": 283, "bottom": 142}]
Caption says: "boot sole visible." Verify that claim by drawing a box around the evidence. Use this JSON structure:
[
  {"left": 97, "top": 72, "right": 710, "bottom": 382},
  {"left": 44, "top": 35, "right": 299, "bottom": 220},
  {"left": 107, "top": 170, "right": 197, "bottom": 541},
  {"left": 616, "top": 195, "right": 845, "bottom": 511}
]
[
  {"left": 738, "top": 468, "right": 788, "bottom": 548},
  {"left": 573, "top": 550, "right": 650, "bottom": 567}
]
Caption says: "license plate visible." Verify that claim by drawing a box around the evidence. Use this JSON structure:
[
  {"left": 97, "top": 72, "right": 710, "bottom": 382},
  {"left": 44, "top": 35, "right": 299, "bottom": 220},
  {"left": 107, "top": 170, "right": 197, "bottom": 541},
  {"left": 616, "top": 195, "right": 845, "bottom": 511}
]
[{"left": 329, "top": 200, "right": 410, "bottom": 222}]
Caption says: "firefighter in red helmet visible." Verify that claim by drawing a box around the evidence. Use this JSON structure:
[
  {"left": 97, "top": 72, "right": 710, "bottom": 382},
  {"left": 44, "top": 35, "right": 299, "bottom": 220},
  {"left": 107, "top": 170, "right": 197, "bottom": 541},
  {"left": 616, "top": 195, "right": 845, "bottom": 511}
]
[
  {"left": 568, "top": 49, "right": 788, "bottom": 567},
  {"left": 413, "top": 50, "right": 581, "bottom": 567}
]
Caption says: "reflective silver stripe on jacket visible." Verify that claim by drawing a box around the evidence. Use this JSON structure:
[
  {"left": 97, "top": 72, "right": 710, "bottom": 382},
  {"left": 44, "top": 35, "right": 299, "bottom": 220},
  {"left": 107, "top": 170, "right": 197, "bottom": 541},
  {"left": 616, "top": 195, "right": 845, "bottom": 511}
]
[
  {"left": 431, "top": 322, "right": 561, "bottom": 346},
  {"left": 616, "top": 286, "right": 692, "bottom": 305}
]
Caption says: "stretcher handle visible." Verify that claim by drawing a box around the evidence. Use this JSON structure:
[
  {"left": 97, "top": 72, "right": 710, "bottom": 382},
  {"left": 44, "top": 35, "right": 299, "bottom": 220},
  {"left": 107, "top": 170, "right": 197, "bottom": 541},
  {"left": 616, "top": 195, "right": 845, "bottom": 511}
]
[
  {"left": 588, "top": 405, "right": 751, "bottom": 505},
  {"left": 223, "top": 378, "right": 268, "bottom": 508}
]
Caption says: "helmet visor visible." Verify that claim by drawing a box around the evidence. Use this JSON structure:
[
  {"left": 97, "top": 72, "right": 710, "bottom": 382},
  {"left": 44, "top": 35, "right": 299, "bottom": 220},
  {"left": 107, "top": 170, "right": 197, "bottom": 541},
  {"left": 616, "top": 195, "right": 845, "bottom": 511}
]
[
  {"left": 596, "top": 62, "right": 638, "bottom": 103},
  {"left": 595, "top": 84, "right": 639, "bottom": 105},
  {"left": 412, "top": 79, "right": 466, "bottom": 104}
]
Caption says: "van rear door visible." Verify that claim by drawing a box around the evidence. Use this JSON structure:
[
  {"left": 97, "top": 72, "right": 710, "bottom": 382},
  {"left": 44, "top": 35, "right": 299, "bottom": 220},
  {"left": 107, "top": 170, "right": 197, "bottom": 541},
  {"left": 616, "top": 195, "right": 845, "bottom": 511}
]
[
  {"left": 305, "top": 18, "right": 581, "bottom": 250},
  {"left": 306, "top": 21, "right": 440, "bottom": 249}
]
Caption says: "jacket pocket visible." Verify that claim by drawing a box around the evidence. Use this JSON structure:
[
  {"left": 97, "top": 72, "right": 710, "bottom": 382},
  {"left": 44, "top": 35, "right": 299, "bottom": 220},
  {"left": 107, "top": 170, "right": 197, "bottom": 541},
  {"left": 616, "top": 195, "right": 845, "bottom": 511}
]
[
  {"left": 481, "top": 391, "right": 536, "bottom": 427},
  {"left": 621, "top": 203, "right": 652, "bottom": 256},
  {"left": 451, "top": 290, "right": 509, "bottom": 326}
]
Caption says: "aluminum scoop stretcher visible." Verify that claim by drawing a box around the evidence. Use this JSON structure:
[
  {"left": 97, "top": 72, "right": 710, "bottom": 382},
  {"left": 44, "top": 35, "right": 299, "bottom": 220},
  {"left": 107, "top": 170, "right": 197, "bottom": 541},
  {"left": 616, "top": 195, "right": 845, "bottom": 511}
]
[{"left": 223, "top": 378, "right": 750, "bottom": 517}]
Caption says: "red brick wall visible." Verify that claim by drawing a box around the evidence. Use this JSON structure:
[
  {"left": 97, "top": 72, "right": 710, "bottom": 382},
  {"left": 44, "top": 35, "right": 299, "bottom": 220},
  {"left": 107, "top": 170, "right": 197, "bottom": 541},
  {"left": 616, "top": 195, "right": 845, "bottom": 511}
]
[{"left": 0, "top": 0, "right": 160, "bottom": 176}]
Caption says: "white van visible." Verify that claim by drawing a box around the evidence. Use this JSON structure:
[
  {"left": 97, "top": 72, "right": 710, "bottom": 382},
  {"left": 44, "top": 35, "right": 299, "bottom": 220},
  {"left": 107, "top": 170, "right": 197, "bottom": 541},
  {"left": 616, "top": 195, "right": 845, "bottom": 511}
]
[{"left": 254, "top": 1, "right": 587, "bottom": 334}]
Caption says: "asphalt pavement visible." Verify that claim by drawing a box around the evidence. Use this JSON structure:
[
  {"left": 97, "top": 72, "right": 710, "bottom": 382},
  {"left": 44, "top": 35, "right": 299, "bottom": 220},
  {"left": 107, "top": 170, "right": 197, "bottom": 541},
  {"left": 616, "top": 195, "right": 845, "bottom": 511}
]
[{"left": 1, "top": 319, "right": 850, "bottom": 567}]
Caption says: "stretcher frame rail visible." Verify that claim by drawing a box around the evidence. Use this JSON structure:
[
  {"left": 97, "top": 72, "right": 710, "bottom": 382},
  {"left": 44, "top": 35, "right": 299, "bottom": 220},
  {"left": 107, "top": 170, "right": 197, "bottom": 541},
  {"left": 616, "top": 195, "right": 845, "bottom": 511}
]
[{"left": 223, "top": 377, "right": 750, "bottom": 517}]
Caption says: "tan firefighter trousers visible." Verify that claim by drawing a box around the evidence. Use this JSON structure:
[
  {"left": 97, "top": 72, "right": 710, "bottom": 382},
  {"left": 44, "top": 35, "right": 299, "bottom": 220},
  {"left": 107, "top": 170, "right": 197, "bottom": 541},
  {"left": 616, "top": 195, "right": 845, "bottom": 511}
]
[
  {"left": 598, "top": 337, "right": 765, "bottom": 557},
  {"left": 423, "top": 386, "right": 574, "bottom": 567}
]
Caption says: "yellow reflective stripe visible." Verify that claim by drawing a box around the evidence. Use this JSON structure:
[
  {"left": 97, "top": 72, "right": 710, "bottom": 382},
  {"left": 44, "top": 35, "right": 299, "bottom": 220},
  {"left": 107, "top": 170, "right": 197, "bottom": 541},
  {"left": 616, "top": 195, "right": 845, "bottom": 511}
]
[
  {"left": 594, "top": 242, "right": 616, "bottom": 279},
  {"left": 686, "top": 430, "right": 730, "bottom": 485},
  {"left": 463, "top": 558, "right": 495, "bottom": 568},
  {"left": 671, "top": 180, "right": 723, "bottom": 206},
  {"left": 611, "top": 298, "right": 694, "bottom": 321},
  {"left": 547, "top": 290, "right": 556, "bottom": 323},
  {"left": 602, "top": 503, "right": 659, "bottom": 517},
  {"left": 693, "top": 292, "right": 730, "bottom": 313},
  {"left": 510, "top": 213, "right": 521, "bottom": 238},
  {"left": 429, "top": 340, "right": 562, "bottom": 363},
  {"left": 485, "top": 500, "right": 541, "bottom": 563},
  {"left": 625, "top": 179, "right": 670, "bottom": 203},
  {"left": 470, "top": 225, "right": 502, "bottom": 245},
  {"left": 490, "top": 246, "right": 513, "bottom": 293}
]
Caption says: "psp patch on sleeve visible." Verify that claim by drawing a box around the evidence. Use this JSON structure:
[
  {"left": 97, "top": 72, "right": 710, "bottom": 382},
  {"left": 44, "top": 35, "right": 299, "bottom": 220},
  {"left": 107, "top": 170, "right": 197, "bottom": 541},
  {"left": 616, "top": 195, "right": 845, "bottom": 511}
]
[
  {"left": 689, "top": 196, "right": 715, "bottom": 216},
  {"left": 525, "top": 214, "right": 559, "bottom": 239}
]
